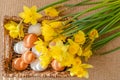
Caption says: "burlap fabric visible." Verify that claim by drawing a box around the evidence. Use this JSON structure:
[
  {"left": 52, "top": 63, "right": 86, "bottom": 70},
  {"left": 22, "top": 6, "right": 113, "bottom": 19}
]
[{"left": 0, "top": 0, "right": 120, "bottom": 80}]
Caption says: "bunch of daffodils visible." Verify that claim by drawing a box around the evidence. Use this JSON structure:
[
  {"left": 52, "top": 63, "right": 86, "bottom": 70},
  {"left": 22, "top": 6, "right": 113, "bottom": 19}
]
[{"left": 4, "top": 0, "right": 120, "bottom": 78}]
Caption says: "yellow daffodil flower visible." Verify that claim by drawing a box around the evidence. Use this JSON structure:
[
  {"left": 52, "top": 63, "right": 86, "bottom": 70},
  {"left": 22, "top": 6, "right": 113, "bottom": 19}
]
[
  {"left": 49, "top": 21, "right": 63, "bottom": 28},
  {"left": 68, "top": 57, "right": 93, "bottom": 78},
  {"left": 19, "top": 6, "right": 42, "bottom": 25},
  {"left": 89, "top": 29, "right": 99, "bottom": 40},
  {"left": 41, "top": 20, "right": 64, "bottom": 42},
  {"left": 34, "top": 38, "right": 52, "bottom": 68},
  {"left": 49, "top": 40, "right": 74, "bottom": 67},
  {"left": 34, "top": 38, "right": 45, "bottom": 52},
  {"left": 4, "top": 21, "right": 24, "bottom": 38},
  {"left": 50, "top": 40, "right": 68, "bottom": 61},
  {"left": 44, "top": 7, "right": 59, "bottom": 17},
  {"left": 82, "top": 47, "right": 92, "bottom": 61},
  {"left": 39, "top": 46, "right": 52, "bottom": 68},
  {"left": 57, "top": 35, "right": 67, "bottom": 42},
  {"left": 42, "top": 20, "right": 51, "bottom": 26},
  {"left": 77, "top": 46, "right": 83, "bottom": 56},
  {"left": 42, "top": 22, "right": 57, "bottom": 42},
  {"left": 68, "top": 39, "right": 80, "bottom": 55},
  {"left": 42, "top": 20, "right": 63, "bottom": 29},
  {"left": 74, "top": 31, "right": 86, "bottom": 44},
  {"left": 39, "top": 53, "right": 52, "bottom": 68}
]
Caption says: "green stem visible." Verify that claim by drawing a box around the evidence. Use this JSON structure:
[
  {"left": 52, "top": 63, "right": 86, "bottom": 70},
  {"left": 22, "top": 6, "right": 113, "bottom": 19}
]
[
  {"left": 37, "top": 0, "right": 68, "bottom": 12},
  {"left": 93, "top": 32, "right": 120, "bottom": 49},
  {"left": 81, "top": 1, "right": 103, "bottom": 5},
  {"left": 99, "top": 46, "right": 120, "bottom": 55},
  {"left": 72, "top": 0, "right": 120, "bottom": 19},
  {"left": 71, "top": 2, "right": 120, "bottom": 25},
  {"left": 62, "top": 4, "right": 120, "bottom": 35},
  {"left": 104, "top": 26, "right": 120, "bottom": 34},
  {"left": 99, "top": 12, "right": 120, "bottom": 35},
  {"left": 64, "top": 0, "right": 89, "bottom": 7}
]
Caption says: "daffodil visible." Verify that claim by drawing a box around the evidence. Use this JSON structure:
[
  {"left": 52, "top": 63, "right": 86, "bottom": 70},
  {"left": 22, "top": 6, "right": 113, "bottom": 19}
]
[
  {"left": 77, "top": 46, "right": 83, "bottom": 56},
  {"left": 42, "top": 20, "right": 51, "bottom": 26},
  {"left": 49, "top": 21, "right": 63, "bottom": 28},
  {"left": 44, "top": 7, "right": 59, "bottom": 17},
  {"left": 4, "top": 21, "right": 24, "bottom": 38},
  {"left": 39, "top": 53, "right": 52, "bottom": 68},
  {"left": 34, "top": 38, "right": 52, "bottom": 68},
  {"left": 41, "top": 21, "right": 57, "bottom": 42},
  {"left": 42, "top": 20, "right": 63, "bottom": 30},
  {"left": 50, "top": 40, "right": 68, "bottom": 61},
  {"left": 68, "top": 57, "right": 93, "bottom": 78},
  {"left": 82, "top": 46, "right": 93, "bottom": 61},
  {"left": 57, "top": 35, "right": 66, "bottom": 41},
  {"left": 19, "top": 6, "right": 42, "bottom": 25},
  {"left": 68, "top": 39, "right": 80, "bottom": 55},
  {"left": 74, "top": 31, "right": 86, "bottom": 44},
  {"left": 89, "top": 29, "right": 99, "bottom": 40},
  {"left": 34, "top": 38, "right": 45, "bottom": 52},
  {"left": 49, "top": 40, "right": 74, "bottom": 67},
  {"left": 39, "top": 46, "right": 52, "bottom": 68}
]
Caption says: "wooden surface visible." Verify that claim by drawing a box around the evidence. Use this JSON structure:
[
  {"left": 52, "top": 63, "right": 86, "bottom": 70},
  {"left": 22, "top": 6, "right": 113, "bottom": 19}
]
[{"left": 0, "top": 0, "right": 120, "bottom": 80}]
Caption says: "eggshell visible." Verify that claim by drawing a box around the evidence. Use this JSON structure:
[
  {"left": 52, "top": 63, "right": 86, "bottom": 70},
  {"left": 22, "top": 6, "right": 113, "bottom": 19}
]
[
  {"left": 21, "top": 51, "right": 36, "bottom": 64},
  {"left": 51, "top": 60, "right": 65, "bottom": 71},
  {"left": 32, "top": 46, "right": 41, "bottom": 57},
  {"left": 23, "top": 34, "right": 38, "bottom": 48},
  {"left": 14, "top": 41, "right": 29, "bottom": 54},
  {"left": 28, "top": 23, "right": 42, "bottom": 36},
  {"left": 12, "top": 58, "right": 28, "bottom": 71},
  {"left": 30, "top": 59, "right": 47, "bottom": 71}
]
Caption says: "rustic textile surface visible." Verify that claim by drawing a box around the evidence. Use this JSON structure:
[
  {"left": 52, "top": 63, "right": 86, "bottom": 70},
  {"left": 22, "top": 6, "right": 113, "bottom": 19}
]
[{"left": 0, "top": 0, "right": 120, "bottom": 80}]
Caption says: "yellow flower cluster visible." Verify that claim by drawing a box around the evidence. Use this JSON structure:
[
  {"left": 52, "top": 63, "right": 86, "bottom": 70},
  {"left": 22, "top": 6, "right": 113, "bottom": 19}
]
[
  {"left": 4, "top": 21, "right": 24, "bottom": 38},
  {"left": 19, "top": 6, "right": 59, "bottom": 25},
  {"left": 34, "top": 28, "right": 99, "bottom": 78},
  {"left": 34, "top": 38, "right": 52, "bottom": 68},
  {"left": 41, "top": 20, "right": 63, "bottom": 42}
]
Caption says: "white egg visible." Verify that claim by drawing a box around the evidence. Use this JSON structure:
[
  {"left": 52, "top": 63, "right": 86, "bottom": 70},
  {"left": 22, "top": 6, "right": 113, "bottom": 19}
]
[
  {"left": 14, "top": 41, "right": 29, "bottom": 54},
  {"left": 32, "top": 47, "right": 41, "bottom": 57},
  {"left": 28, "top": 23, "right": 42, "bottom": 36},
  {"left": 30, "top": 59, "right": 47, "bottom": 71}
]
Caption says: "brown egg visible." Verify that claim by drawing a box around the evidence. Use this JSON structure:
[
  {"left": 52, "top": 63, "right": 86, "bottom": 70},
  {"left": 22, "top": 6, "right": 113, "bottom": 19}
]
[
  {"left": 21, "top": 51, "right": 35, "bottom": 64},
  {"left": 23, "top": 33, "right": 38, "bottom": 48},
  {"left": 12, "top": 58, "right": 28, "bottom": 71},
  {"left": 51, "top": 60, "right": 65, "bottom": 71}
]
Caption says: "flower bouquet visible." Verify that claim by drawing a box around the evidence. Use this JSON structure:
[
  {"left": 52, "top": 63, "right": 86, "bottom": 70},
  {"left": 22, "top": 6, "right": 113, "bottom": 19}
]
[{"left": 2, "top": 0, "right": 120, "bottom": 78}]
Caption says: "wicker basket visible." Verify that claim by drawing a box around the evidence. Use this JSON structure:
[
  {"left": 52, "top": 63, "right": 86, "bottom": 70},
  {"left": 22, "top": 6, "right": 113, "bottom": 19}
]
[{"left": 2, "top": 16, "right": 71, "bottom": 78}]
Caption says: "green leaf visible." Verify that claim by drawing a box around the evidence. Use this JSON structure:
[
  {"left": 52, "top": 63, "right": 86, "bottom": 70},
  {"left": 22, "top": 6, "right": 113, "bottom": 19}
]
[
  {"left": 99, "top": 46, "right": 120, "bottom": 55},
  {"left": 37, "top": 0, "right": 69, "bottom": 12}
]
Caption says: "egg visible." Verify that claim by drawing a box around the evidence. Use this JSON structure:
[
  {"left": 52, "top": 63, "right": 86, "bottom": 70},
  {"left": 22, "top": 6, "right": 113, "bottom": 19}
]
[
  {"left": 12, "top": 58, "right": 28, "bottom": 71},
  {"left": 30, "top": 59, "right": 47, "bottom": 71},
  {"left": 14, "top": 41, "right": 29, "bottom": 54},
  {"left": 32, "top": 46, "right": 41, "bottom": 57},
  {"left": 21, "top": 51, "right": 36, "bottom": 64},
  {"left": 51, "top": 60, "right": 65, "bottom": 71},
  {"left": 23, "top": 33, "right": 38, "bottom": 48},
  {"left": 28, "top": 23, "right": 42, "bottom": 36}
]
